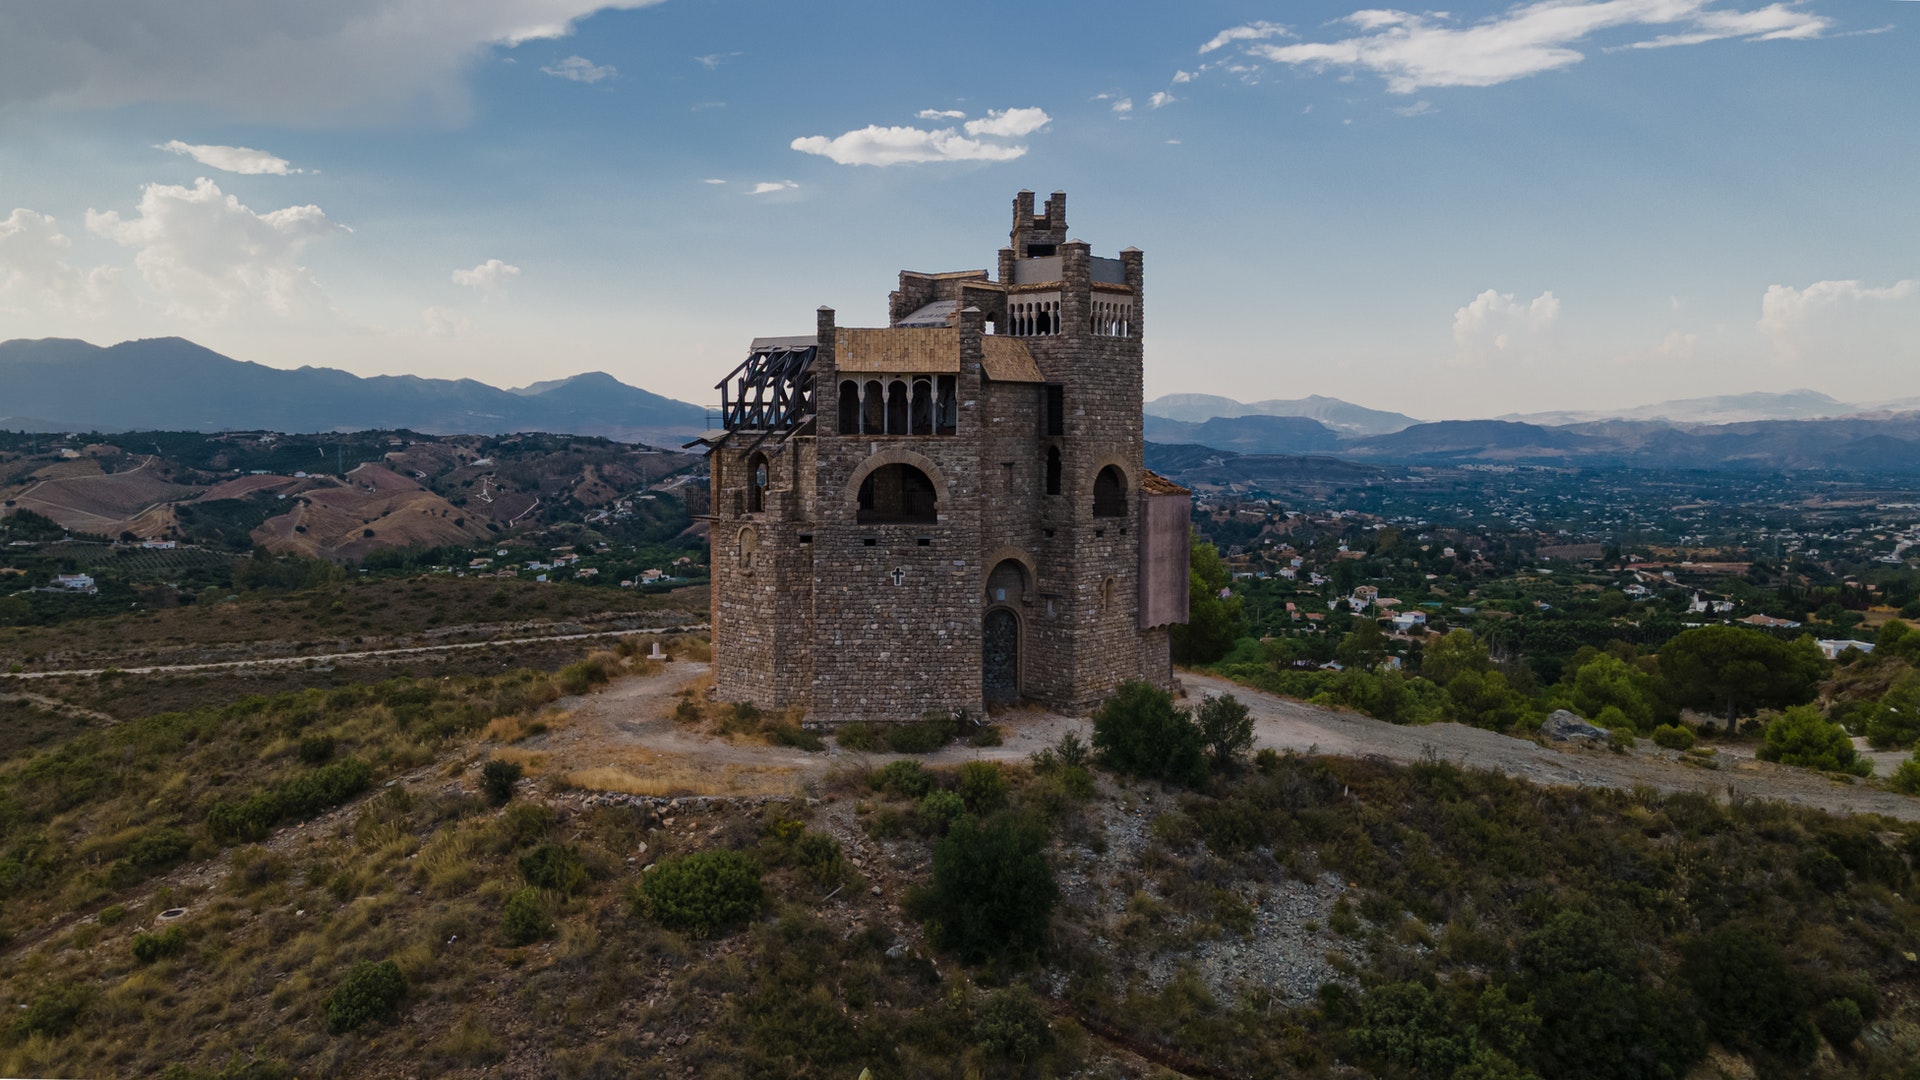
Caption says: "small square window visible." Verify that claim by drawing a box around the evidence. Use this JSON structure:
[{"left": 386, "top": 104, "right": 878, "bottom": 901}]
[
  {"left": 798, "top": 533, "right": 813, "bottom": 544},
  {"left": 916, "top": 537, "right": 931, "bottom": 547},
  {"left": 862, "top": 538, "right": 876, "bottom": 547},
  {"left": 1095, "top": 528, "right": 1106, "bottom": 539}
]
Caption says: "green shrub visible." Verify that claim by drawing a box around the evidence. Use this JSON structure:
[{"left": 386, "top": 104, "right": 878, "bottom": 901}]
[
  {"left": 502, "top": 802, "right": 555, "bottom": 846},
  {"left": 763, "top": 722, "right": 824, "bottom": 751},
  {"left": 296, "top": 734, "right": 336, "bottom": 765},
  {"left": 1681, "top": 924, "right": 1815, "bottom": 1063},
  {"left": 927, "top": 813, "right": 1056, "bottom": 961},
  {"left": 205, "top": 758, "right": 373, "bottom": 841},
  {"left": 918, "top": 790, "right": 966, "bottom": 834},
  {"left": 793, "top": 831, "right": 845, "bottom": 885},
  {"left": 975, "top": 986, "right": 1054, "bottom": 1062},
  {"left": 557, "top": 659, "right": 612, "bottom": 696},
  {"left": 323, "top": 959, "right": 407, "bottom": 1033},
  {"left": 956, "top": 761, "right": 1009, "bottom": 815},
  {"left": 97, "top": 904, "right": 128, "bottom": 927},
  {"left": 836, "top": 722, "right": 881, "bottom": 752},
  {"left": 873, "top": 760, "right": 934, "bottom": 799},
  {"left": 1091, "top": 680, "right": 1206, "bottom": 786},
  {"left": 633, "top": 850, "right": 763, "bottom": 937},
  {"left": 1758, "top": 706, "right": 1871, "bottom": 776},
  {"left": 1195, "top": 693, "right": 1255, "bottom": 771},
  {"left": 517, "top": 844, "right": 589, "bottom": 894},
  {"left": 1651, "top": 724, "right": 1695, "bottom": 751},
  {"left": 968, "top": 724, "right": 1004, "bottom": 748},
  {"left": 481, "top": 758, "right": 522, "bottom": 806},
  {"left": 132, "top": 926, "right": 188, "bottom": 963},
  {"left": 10, "top": 980, "right": 93, "bottom": 1040},
  {"left": 888, "top": 714, "right": 956, "bottom": 754},
  {"left": 502, "top": 887, "right": 554, "bottom": 945},
  {"left": 127, "top": 828, "right": 194, "bottom": 870},
  {"left": 1815, "top": 996, "right": 1863, "bottom": 1048}
]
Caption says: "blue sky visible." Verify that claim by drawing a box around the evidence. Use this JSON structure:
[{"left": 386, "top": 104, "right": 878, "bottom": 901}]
[{"left": 1, "top": 0, "right": 1915, "bottom": 420}]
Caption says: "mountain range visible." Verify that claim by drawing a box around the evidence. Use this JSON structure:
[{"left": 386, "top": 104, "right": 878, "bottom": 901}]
[{"left": 0, "top": 337, "right": 708, "bottom": 444}]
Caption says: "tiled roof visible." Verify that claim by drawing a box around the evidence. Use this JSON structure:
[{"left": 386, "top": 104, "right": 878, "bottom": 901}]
[
  {"left": 980, "top": 338, "right": 1044, "bottom": 383},
  {"left": 835, "top": 327, "right": 959, "bottom": 374},
  {"left": 1140, "top": 469, "right": 1190, "bottom": 496}
]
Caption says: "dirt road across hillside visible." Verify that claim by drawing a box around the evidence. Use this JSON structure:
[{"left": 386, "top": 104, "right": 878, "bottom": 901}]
[{"left": 536, "top": 664, "right": 1920, "bottom": 822}]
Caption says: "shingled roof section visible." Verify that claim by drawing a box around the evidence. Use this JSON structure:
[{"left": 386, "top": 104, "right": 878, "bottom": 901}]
[
  {"left": 1139, "top": 469, "right": 1190, "bottom": 496},
  {"left": 979, "top": 337, "right": 1044, "bottom": 383},
  {"left": 835, "top": 327, "right": 960, "bottom": 374}
]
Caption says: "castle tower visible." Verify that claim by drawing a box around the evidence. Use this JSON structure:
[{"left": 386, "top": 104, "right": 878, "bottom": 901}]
[{"left": 704, "top": 191, "right": 1187, "bottom": 722}]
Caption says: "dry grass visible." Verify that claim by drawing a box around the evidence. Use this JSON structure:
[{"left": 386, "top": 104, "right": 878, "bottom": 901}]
[
  {"left": 483, "top": 707, "right": 573, "bottom": 744},
  {"left": 562, "top": 760, "right": 802, "bottom": 798}
]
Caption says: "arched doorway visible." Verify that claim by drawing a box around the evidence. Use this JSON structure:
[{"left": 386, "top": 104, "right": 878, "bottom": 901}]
[{"left": 983, "top": 608, "right": 1020, "bottom": 704}]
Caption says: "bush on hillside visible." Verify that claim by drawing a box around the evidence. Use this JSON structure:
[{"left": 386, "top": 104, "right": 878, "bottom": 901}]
[
  {"left": 633, "top": 850, "right": 763, "bottom": 937},
  {"left": 926, "top": 813, "right": 1056, "bottom": 962},
  {"left": 1091, "top": 680, "right": 1206, "bottom": 786},
  {"left": 323, "top": 959, "right": 407, "bottom": 1033}
]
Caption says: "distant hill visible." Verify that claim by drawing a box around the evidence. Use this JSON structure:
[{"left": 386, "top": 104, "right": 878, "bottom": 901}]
[
  {"left": 1142, "top": 414, "right": 1344, "bottom": 455},
  {"left": 1498, "top": 389, "right": 1859, "bottom": 426},
  {"left": 0, "top": 337, "right": 708, "bottom": 443},
  {"left": 1145, "top": 393, "right": 1421, "bottom": 436}
]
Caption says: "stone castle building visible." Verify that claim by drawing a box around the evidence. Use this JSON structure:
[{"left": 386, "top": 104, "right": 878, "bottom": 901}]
[{"left": 702, "top": 191, "right": 1189, "bottom": 721}]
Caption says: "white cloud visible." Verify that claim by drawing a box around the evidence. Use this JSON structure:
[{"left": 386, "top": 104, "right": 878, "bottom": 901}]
[
  {"left": 962, "top": 107, "right": 1051, "bottom": 138},
  {"left": 0, "top": 1, "right": 668, "bottom": 119},
  {"left": 1111, "top": 98, "right": 1134, "bottom": 115},
  {"left": 1758, "top": 278, "right": 1920, "bottom": 365},
  {"left": 916, "top": 108, "right": 966, "bottom": 120},
  {"left": 1209, "top": 0, "right": 1831, "bottom": 94},
  {"left": 158, "top": 140, "right": 299, "bottom": 175},
  {"left": 1393, "top": 100, "right": 1435, "bottom": 117},
  {"left": 1452, "top": 288, "right": 1560, "bottom": 365},
  {"left": 694, "top": 51, "right": 742, "bottom": 69},
  {"left": 749, "top": 180, "right": 798, "bottom": 194},
  {"left": 1148, "top": 91, "right": 1175, "bottom": 109},
  {"left": 702, "top": 178, "right": 726, "bottom": 185},
  {"left": 452, "top": 258, "right": 521, "bottom": 297},
  {"left": 792, "top": 109, "right": 1049, "bottom": 166},
  {"left": 1171, "top": 69, "right": 1195, "bottom": 83},
  {"left": 422, "top": 305, "right": 472, "bottom": 337},
  {"left": 86, "top": 177, "right": 344, "bottom": 321},
  {"left": 0, "top": 208, "right": 122, "bottom": 318},
  {"left": 1199, "top": 21, "right": 1291, "bottom": 54},
  {"left": 542, "top": 55, "right": 615, "bottom": 83}
]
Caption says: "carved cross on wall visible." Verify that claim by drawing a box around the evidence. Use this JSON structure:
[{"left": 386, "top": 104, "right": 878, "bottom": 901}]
[{"left": 890, "top": 567, "right": 907, "bottom": 586}]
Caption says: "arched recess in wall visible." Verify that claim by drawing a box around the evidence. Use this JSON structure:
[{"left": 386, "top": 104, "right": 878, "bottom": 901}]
[
  {"left": 837, "top": 381, "right": 860, "bottom": 435},
  {"left": 746, "top": 452, "right": 770, "bottom": 513},
  {"left": 736, "top": 526, "right": 757, "bottom": 572},
  {"left": 1092, "top": 464, "right": 1129, "bottom": 518},
  {"left": 981, "top": 548, "right": 1036, "bottom": 603},
  {"left": 858, "top": 464, "right": 937, "bottom": 524},
  {"left": 843, "top": 448, "right": 952, "bottom": 516}
]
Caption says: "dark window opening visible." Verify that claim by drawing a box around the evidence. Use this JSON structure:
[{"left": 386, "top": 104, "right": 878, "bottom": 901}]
[
  {"left": 798, "top": 533, "right": 813, "bottom": 544},
  {"left": 837, "top": 381, "right": 860, "bottom": 435},
  {"left": 1044, "top": 528, "right": 1055, "bottom": 539},
  {"left": 857, "top": 463, "right": 938, "bottom": 524},
  {"left": 862, "top": 380, "right": 884, "bottom": 435},
  {"left": 863, "top": 537, "right": 876, "bottom": 547},
  {"left": 1093, "top": 465, "right": 1128, "bottom": 518},
  {"left": 1095, "top": 528, "right": 1105, "bottom": 538},
  {"left": 1002, "top": 462, "right": 1015, "bottom": 493},
  {"left": 1045, "top": 445, "right": 1062, "bottom": 496},
  {"left": 936, "top": 375, "right": 958, "bottom": 435},
  {"left": 916, "top": 537, "right": 931, "bottom": 547},
  {"left": 910, "top": 379, "right": 934, "bottom": 436},
  {"left": 1045, "top": 385, "right": 1065, "bottom": 437},
  {"left": 886, "top": 381, "right": 908, "bottom": 435},
  {"left": 1026, "top": 243, "right": 1056, "bottom": 257},
  {"left": 746, "top": 452, "right": 769, "bottom": 513}
]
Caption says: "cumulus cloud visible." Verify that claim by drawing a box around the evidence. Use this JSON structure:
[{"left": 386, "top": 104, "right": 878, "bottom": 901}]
[
  {"left": 1205, "top": 1, "right": 1832, "bottom": 94},
  {"left": 0, "top": 1, "right": 668, "bottom": 119},
  {"left": 1148, "top": 91, "right": 1176, "bottom": 109},
  {"left": 1171, "top": 69, "right": 1195, "bottom": 83},
  {"left": 916, "top": 108, "right": 965, "bottom": 120},
  {"left": 158, "top": 140, "right": 300, "bottom": 175},
  {"left": 1758, "top": 278, "right": 1920, "bottom": 366},
  {"left": 1452, "top": 288, "right": 1561, "bottom": 365},
  {"left": 0, "top": 208, "right": 123, "bottom": 318},
  {"left": 86, "top": 177, "right": 344, "bottom": 321},
  {"left": 452, "top": 258, "right": 521, "bottom": 297},
  {"left": 542, "top": 55, "right": 615, "bottom": 82},
  {"left": 1111, "top": 98, "right": 1134, "bottom": 115},
  {"left": 749, "top": 180, "right": 798, "bottom": 194},
  {"left": 792, "top": 108, "right": 1049, "bottom": 166},
  {"left": 1199, "top": 21, "right": 1291, "bottom": 54},
  {"left": 961, "top": 107, "right": 1051, "bottom": 138}
]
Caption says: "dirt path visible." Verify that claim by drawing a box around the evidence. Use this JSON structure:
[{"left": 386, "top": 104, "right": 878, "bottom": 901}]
[
  {"left": 535, "top": 664, "right": 1920, "bottom": 822},
  {"left": 0, "top": 623, "right": 707, "bottom": 680}
]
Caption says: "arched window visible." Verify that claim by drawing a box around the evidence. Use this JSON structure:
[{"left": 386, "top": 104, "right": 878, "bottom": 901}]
[
  {"left": 745, "top": 452, "right": 769, "bottom": 513},
  {"left": 862, "top": 380, "right": 884, "bottom": 434},
  {"left": 1046, "top": 446, "right": 1062, "bottom": 496},
  {"left": 1093, "top": 465, "right": 1127, "bottom": 518},
  {"left": 910, "top": 379, "right": 933, "bottom": 435},
  {"left": 857, "top": 463, "right": 937, "bottom": 524},
  {"left": 886, "top": 381, "right": 909, "bottom": 435},
  {"left": 935, "top": 375, "right": 958, "bottom": 435},
  {"left": 837, "top": 381, "right": 860, "bottom": 435},
  {"left": 986, "top": 558, "right": 1029, "bottom": 605}
]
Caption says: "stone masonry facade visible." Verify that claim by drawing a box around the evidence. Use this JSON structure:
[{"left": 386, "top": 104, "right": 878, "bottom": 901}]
[{"left": 704, "top": 191, "right": 1190, "bottom": 722}]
